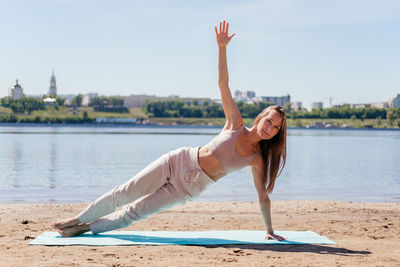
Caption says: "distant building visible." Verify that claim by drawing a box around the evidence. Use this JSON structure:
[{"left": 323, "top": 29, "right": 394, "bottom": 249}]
[
  {"left": 371, "top": 102, "right": 389, "bottom": 109},
  {"left": 181, "top": 97, "right": 212, "bottom": 105},
  {"left": 60, "top": 94, "right": 75, "bottom": 106},
  {"left": 291, "top": 101, "right": 303, "bottom": 111},
  {"left": 257, "top": 95, "right": 291, "bottom": 107},
  {"left": 234, "top": 90, "right": 242, "bottom": 100},
  {"left": 311, "top": 102, "right": 323, "bottom": 110},
  {"left": 213, "top": 99, "right": 223, "bottom": 105},
  {"left": 43, "top": 97, "right": 56, "bottom": 106},
  {"left": 243, "top": 90, "right": 256, "bottom": 98},
  {"left": 96, "top": 117, "right": 137, "bottom": 124},
  {"left": 234, "top": 90, "right": 291, "bottom": 106},
  {"left": 123, "top": 94, "right": 157, "bottom": 108},
  {"left": 390, "top": 94, "right": 400, "bottom": 108},
  {"left": 349, "top": 104, "right": 366, "bottom": 109},
  {"left": 332, "top": 104, "right": 343, "bottom": 109},
  {"left": 48, "top": 71, "right": 57, "bottom": 96},
  {"left": 10, "top": 79, "right": 24, "bottom": 100},
  {"left": 234, "top": 90, "right": 256, "bottom": 103},
  {"left": 81, "top": 93, "right": 99, "bottom": 106},
  {"left": 347, "top": 102, "right": 389, "bottom": 109}
]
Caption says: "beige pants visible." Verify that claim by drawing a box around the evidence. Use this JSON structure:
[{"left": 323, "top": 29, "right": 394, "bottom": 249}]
[{"left": 77, "top": 146, "right": 214, "bottom": 234}]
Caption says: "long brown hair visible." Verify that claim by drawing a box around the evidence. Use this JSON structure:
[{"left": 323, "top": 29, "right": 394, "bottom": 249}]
[{"left": 254, "top": 105, "right": 287, "bottom": 194}]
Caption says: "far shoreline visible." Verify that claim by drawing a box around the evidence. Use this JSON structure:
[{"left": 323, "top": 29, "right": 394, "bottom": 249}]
[{"left": 1, "top": 122, "right": 400, "bottom": 131}]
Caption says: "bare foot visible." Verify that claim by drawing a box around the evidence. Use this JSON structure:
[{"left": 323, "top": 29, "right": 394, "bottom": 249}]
[
  {"left": 51, "top": 217, "right": 81, "bottom": 230},
  {"left": 57, "top": 224, "right": 90, "bottom": 237}
]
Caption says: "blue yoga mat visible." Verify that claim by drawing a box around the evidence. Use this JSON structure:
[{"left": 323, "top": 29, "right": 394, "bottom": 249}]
[{"left": 29, "top": 230, "right": 336, "bottom": 246}]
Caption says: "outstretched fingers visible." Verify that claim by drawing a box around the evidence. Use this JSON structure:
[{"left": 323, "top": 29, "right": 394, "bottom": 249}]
[
  {"left": 216, "top": 21, "right": 231, "bottom": 34},
  {"left": 215, "top": 21, "right": 235, "bottom": 46}
]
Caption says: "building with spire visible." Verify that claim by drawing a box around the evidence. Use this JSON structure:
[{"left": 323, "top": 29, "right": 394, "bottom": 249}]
[
  {"left": 48, "top": 71, "right": 57, "bottom": 96},
  {"left": 10, "top": 79, "right": 24, "bottom": 100}
]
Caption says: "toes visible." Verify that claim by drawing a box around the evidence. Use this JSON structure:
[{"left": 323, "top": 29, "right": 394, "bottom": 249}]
[
  {"left": 52, "top": 223, "right": 63, "bottom": 229},
  {"left": 58, "top": 229, "right": 69, "bottom": 237}
]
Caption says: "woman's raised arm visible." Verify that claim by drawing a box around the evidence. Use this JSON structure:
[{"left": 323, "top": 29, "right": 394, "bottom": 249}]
[{"left": 215, "top": 21, "right": 243, "bottom": 130}]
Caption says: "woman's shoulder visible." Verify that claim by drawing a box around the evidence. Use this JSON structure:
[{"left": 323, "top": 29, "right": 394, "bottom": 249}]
[{"left": 221, "top": 120, "right": 244, "bottom": 133}]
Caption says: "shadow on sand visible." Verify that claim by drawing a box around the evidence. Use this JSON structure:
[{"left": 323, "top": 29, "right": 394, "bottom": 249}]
[
  {"left": 73, "top": 233, "right": 369, "bottom": 256},
  {"left": 203, "top": 244, "right": 371, "bottom": 256}
]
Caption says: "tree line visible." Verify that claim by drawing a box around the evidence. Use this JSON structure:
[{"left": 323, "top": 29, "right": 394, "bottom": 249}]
[
  {"left": 89, "top": 96, "right": 128, "bottom": 113},
  {"left": 0, "top": 112, "right": 93, "bottom": 124},
  {"left": 0, "top": 95, "right": 127, "bottom": 114},
  {"left": 145, "top": 100, "right": 273, "bottom": 118},
  {"left": 63, "top": 95, "right": 128, "bottom": 112},
  {"left": 145, "top": 99, "right": 400, "bottom": 120},
  {"left": 1, "top": 97, "right": 46, "bottom": 114},
  {"left": 1, "top": 97, "right": 400, "bottom": 123},
  {"left": 289, "top": 104, "right": 400, "bottom": 121}
]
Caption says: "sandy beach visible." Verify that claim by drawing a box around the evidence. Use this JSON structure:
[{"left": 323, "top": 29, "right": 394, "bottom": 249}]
[{"left": 0, "top": 200, "right": 399, "bottom": 266}]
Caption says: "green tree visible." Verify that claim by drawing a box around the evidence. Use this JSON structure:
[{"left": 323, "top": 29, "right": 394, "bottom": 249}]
[
  {"left": 283, "top": 102, "right": 292, "bottom": 113},
  {"left": 72, "top": 94, "right": 83, "bottom": 107},
  {"left": 90, "top": 96, "right": 103, "bottom": 107},
  {"left": 110, "top": 97, "right": 124, "bottom": 107},
  {"left": 203, "top": 103, "right": 224, "bottom": 118},
  {"left": 239, "top": 103, "right": 259, "bottom": 118},
  {"left": 1, "top": 97, "right": 11, "bottom": 107},
  {"left": 8, "top": 97, "right": 44, "bottom": 114},
  {"left": 56, "top": 97, "right": 65, "bottom": 106},
  {"left": 377, "top": 116, "right": 382, "bottom": 126},
  {"left": 82, "top": 111, "right": 89, "bottom": 122},
  {"left": 146, "top": 100, "right": 184, "bottom": 117},
  {"left": 387, "top": 109, "right": 400, "bottom": 126}
]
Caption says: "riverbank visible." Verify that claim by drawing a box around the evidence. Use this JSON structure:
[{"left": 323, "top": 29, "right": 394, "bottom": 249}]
[
  {"left": 147, "top": 117, "right": 400, "bottom": 129},
  {"left": 0, "top": 201, "right": 398, "bottom": 266},
  {"left": 1, "top": 106, "right": 399, "bottom": 128},
  {"left": 1, "top": 118, "right": 399, "bottom": 130}
]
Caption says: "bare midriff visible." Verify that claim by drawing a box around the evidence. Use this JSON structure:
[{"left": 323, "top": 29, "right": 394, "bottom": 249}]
[{"left": 198, "top": 145, "right": 227, "bottom": 181}]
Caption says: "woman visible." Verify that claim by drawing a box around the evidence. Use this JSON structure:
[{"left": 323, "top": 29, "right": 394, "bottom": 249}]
[{"left": 52, "top": 21, "right": 287, "bottom": 241}]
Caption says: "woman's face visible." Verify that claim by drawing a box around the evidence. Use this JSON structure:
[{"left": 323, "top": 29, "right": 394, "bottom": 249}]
[{"left": 256, "top": 110, "right": 283, "bottom": 140}]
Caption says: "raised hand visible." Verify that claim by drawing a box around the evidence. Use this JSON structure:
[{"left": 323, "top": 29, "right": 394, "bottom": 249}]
[{"left": 215, "top": 21, "right": 235, "bottom": 47}]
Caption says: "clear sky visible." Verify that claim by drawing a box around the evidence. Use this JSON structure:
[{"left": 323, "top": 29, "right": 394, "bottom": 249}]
[{"left": 1, "top": 0, "right": 399, "bottom": 109}]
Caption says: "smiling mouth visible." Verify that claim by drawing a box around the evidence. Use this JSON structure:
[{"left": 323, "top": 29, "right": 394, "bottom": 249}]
[{"left": 263, "top": 130, "right": 269, "bottom": 136}]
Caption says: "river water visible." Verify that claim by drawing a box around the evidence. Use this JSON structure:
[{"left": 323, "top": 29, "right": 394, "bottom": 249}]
[{"left": 0, "top": 124, "right": 399, "bottom": 203}]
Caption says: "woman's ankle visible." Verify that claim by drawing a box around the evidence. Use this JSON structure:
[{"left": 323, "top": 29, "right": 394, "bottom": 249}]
[{"left": 78, "top": 223, "right": 91, "bottom": 232}]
